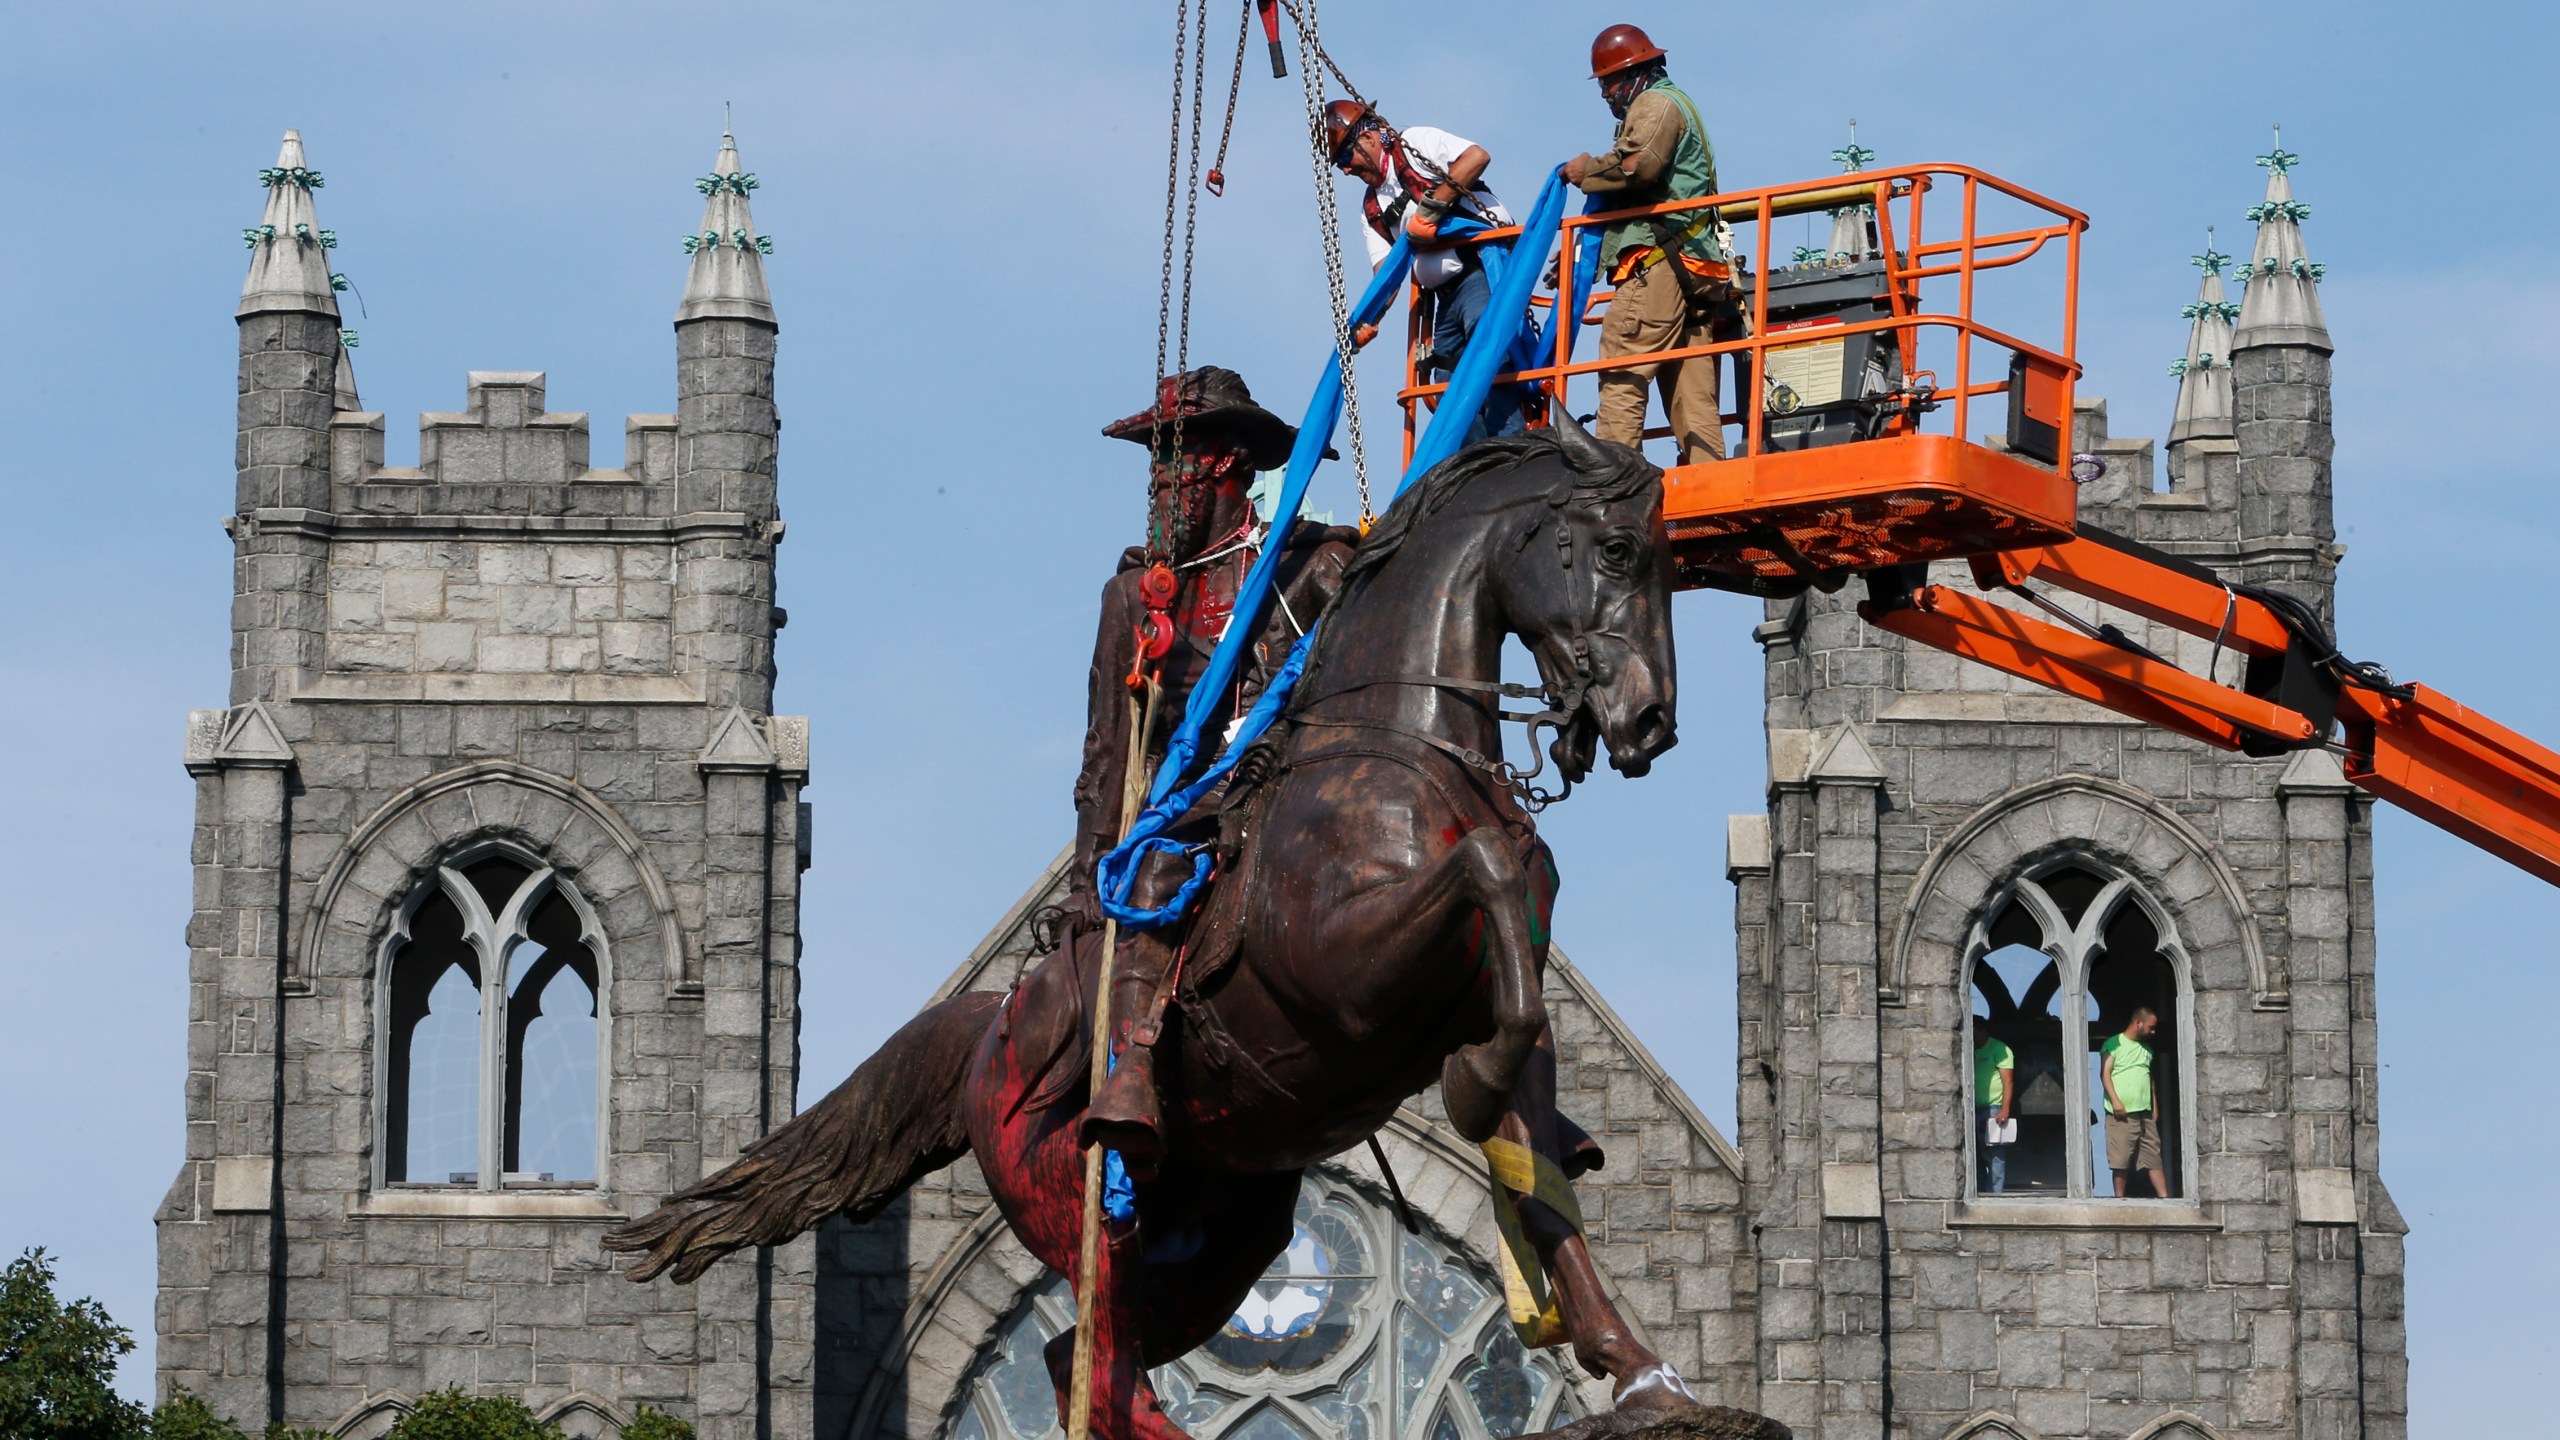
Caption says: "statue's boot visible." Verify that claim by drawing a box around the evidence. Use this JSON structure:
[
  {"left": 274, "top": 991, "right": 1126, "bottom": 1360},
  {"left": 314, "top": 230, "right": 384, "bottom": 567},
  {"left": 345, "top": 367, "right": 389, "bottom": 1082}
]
[{"left": 1081, "top": 938, "right": 1173, "bottom": 1179}]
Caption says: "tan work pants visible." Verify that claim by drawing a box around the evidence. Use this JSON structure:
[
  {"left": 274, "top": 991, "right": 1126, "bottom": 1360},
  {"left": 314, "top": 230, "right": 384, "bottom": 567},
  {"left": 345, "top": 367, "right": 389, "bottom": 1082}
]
[{"left": 1595, "top": 262, "right": 1725, "bottom": 464}]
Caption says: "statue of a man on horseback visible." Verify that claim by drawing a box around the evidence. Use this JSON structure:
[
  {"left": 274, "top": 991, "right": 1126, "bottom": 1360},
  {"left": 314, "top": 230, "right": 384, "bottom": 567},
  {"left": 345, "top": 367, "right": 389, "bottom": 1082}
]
[
  {"left": 1065, "top": 367, "right": 1359, "bottom": 1175},
  {"left": 608, "top": 411, "right": 1784, "bottom": 1440}
]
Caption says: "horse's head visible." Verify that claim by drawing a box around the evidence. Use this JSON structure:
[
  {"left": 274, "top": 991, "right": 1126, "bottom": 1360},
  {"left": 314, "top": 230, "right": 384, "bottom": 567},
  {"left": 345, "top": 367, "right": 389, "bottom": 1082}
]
[{"left": 1488, "top": 417, "right": 1678, "bottom": 781}]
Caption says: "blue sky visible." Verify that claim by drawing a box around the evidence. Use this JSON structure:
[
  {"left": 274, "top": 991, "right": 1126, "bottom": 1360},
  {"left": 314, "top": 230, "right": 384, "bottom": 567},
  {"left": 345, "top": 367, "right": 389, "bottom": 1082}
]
[{"left": 3, "top": 2, "right": 2554, "bottom": 1431}]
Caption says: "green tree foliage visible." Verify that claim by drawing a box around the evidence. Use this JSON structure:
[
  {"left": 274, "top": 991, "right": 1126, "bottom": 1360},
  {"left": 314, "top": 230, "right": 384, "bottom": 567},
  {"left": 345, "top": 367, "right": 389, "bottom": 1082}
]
[
  {"left": 141, "top": 1392, "right": 238, "bottom": 1440},
  {"left": 621, "top": 1404, "right": 696, "bottom": 1440},
  {"left": 0, "top": 1248, "right": 149, "bottom": 1440},
  {"left": 146, "top": 1388, "right": 332, "bottom": 1440},
  {"left": 381, "top": 1388, "right": 562, "bottom": 1440}
]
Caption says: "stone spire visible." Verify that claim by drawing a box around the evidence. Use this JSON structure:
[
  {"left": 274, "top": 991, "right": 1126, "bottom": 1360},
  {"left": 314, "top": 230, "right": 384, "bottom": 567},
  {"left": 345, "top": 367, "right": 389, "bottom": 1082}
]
[
  {"left": 2233, "top": 134, "right": 2329, "bottom": 351},
  {"left": 2168, "top": 229, "right": 2238, "bottom": 448},
  {"left": 677, "top": 129, "right": 775, "bottom": 324},
  {"left": 238, "top": 130, "right": 342, "bottom": 320},
  {"left": 2231, "top": 130, "right": 2338, "bottom": 617}
]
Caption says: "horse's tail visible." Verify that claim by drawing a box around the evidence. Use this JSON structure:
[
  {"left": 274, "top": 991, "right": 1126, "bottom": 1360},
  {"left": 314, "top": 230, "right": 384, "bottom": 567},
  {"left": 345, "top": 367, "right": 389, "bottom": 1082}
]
[{"left": 604, "top": 990, "right": 1001, "bottom": 1284}]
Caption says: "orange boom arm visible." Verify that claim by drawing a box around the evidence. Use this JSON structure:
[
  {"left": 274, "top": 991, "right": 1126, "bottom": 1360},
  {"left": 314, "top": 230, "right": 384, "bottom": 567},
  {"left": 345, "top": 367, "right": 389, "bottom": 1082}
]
[{"left": 1858, "top": 527, "right": 2560, "bottom": 889}]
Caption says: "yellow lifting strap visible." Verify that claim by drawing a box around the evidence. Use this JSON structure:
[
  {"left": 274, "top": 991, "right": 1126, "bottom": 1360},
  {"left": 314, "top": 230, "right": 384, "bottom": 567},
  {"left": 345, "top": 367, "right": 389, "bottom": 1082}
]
[{"left": 1479, "top": 1135, "right": 1585, "bottom": 1348}]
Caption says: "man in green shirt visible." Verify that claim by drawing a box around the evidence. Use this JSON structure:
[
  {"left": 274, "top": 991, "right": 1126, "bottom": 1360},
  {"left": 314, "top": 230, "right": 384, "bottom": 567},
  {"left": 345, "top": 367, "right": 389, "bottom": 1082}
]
[
  {"left": 1564, "top": 22, "right": 1733, "bottom": 466},
  {"left": 2100, "top": 1007, "right": 2168, "bottom": 1197},
  {"left": 1973, "top": 1027, "right": 2016, "bottom": 1193}
]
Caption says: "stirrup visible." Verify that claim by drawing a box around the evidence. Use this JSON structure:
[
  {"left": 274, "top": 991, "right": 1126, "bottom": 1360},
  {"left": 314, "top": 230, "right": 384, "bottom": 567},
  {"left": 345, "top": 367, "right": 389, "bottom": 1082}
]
[{"left": 1083, "top": 1044, "right": 1165, "bottom": 1178}]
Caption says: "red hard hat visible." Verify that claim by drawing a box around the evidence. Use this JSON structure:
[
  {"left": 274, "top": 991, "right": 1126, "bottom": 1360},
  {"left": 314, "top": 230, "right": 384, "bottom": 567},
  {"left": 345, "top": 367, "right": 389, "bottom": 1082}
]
[
  {"left": 1589, "top": 23, "right": 1666, "bottom": 78},
  {"left": 1323, "top": 99, "right": 1376, "bottom": 162}
]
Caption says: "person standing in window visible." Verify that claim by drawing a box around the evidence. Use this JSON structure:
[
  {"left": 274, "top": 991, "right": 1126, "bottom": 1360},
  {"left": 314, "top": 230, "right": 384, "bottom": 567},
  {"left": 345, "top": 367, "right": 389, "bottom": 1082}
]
[
  {"left": 1973, "top": 1028, "right": 2016, "bottom": 1193},
  {"left": 2101, "top": 1007, "right": 2169, "bottom": 1197}
]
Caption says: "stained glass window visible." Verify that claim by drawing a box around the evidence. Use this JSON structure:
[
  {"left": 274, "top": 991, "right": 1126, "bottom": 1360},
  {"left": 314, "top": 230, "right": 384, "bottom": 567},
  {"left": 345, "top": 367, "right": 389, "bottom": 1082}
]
[{"left": 946, "top": 1172, "right": 1583, "bottom": 1440}]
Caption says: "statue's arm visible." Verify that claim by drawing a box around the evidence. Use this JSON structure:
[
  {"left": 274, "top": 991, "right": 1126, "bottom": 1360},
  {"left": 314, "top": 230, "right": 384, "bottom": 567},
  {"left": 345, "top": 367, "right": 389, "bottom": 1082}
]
[{"left": 1290, "top": 530, "right": 1360, "bottom": 616}]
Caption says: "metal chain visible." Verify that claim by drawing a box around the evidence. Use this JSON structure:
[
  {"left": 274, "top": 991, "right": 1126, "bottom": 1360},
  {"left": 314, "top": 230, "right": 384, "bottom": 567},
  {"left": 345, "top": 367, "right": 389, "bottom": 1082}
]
[
  {"left": 1149, "top": 0, "right": 1194, "bottom": 559},
  {"left": 1276, "top": 0, "right": 1370, "bottom": 108},
  {"left": 1176, "top": 0, "right": 1211, "bottom": 390},
  {"left": 1207, "top": 0, "right": 1251, "bottom": 193},
  {"left": 1289, "top": 0, "right": 1371, "bottom": 523}
]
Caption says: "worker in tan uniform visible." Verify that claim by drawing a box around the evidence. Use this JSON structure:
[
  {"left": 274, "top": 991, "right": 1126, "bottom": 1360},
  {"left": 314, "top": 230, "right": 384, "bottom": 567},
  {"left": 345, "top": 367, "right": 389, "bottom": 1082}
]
[{"left": 1564, "top": 23, "right": 1733, "bottom": 465}]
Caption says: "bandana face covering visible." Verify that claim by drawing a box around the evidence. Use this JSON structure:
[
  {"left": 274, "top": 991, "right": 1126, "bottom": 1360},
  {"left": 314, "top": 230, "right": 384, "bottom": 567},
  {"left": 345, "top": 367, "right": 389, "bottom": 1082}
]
[{"left": 1148, "top": 445, "right": 1236, "bottom": 562}]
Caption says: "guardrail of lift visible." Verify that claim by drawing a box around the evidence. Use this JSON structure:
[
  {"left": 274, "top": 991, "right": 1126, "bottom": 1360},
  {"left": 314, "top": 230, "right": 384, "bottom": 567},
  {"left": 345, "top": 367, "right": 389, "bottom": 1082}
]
[{"left": 1394, "top": 163, "right": 2088, "bottom": 467}]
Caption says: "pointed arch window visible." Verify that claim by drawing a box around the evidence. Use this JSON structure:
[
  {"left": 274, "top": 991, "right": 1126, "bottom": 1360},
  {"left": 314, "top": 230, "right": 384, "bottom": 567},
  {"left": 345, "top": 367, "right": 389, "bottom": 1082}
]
[
  {"left": 379, "top": 851, "right": 606, "bottom": 1189},
  {"left": 947, "top": 1173, "right": 1584, "bottom": 1440},
  {"left": 1966, "top": 859, "right": 2192, "bottom": 1201}
]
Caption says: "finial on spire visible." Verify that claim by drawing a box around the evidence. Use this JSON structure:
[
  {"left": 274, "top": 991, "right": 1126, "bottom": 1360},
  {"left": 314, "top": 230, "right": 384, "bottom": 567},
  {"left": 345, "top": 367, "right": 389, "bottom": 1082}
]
[
  {"left": 678, "top": 125, "right": 776, "bottom": 325},
  {"left": 1832, "top": 118, "right": 1875, "bottom": 173},
  {"left": 2256, "top": 123, "right": 2299, "bottom": 174},
  {"left": 2191, "top": 226, "right": 2230, "bottom": 276},
  {"left": 238, "top": 130, "right": 344, "bottom": 320}
]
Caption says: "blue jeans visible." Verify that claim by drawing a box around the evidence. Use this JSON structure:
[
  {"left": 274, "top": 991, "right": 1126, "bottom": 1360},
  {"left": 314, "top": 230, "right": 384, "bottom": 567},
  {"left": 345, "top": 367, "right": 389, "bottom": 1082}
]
[
  {"left": 1976, "top": 1104, "right": 2007, "bottom": 1193},
  {"left": 1427, "top": 262, "right": 1530, "bottom": 443}
]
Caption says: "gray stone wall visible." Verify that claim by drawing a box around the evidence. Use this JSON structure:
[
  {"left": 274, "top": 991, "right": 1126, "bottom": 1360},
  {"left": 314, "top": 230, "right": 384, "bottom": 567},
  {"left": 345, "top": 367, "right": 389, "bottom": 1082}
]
[
  {"left": 162, "top": 300, "right": 811, "bottom": 1436},
  {"left": 1733, "top": 396, "right": 2406, "bottom": 1440},
  {"left": 814, "top": 855, "right": 1761, "bottom": 1440}
]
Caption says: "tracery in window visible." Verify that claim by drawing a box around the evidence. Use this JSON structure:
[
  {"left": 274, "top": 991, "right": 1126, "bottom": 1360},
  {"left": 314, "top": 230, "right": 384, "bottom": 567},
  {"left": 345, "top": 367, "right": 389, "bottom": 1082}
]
[
  {"left": 379, "top": 852, "right": 605, "bottom": 1189},
  {"left": 947, "top": 1174, "right": 1581, "bottom": 1440},
  {"left": 1966, "top": 860, "right": 2190, "bottom": 1200}
]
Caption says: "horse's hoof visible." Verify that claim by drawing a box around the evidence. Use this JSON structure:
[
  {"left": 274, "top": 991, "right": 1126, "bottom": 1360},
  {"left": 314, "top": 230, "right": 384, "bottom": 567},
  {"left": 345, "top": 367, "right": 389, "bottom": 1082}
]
[{"left": 1609, "top": 1361, "right": 1698, "bottom": 1413}]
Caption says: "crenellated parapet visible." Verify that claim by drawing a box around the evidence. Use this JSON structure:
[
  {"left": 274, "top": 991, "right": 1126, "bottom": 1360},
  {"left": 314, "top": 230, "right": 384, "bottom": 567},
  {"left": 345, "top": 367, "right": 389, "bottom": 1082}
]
[{"left": 327, "top": 370, "right": 688, "bottom": 513}]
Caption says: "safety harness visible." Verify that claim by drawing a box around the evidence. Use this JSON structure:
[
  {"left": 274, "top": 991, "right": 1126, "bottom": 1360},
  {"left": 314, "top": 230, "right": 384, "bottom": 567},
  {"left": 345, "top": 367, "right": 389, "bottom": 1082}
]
[
  {"left": 1362, "top": 131, "right": 1501, "bottom": 246},
  {"left": 1610, "top": 84, "right": 1732, "bottom": 289}
]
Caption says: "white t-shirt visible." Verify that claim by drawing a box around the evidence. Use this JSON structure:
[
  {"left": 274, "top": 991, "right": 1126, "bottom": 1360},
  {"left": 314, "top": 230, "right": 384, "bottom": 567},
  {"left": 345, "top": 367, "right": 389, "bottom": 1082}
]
[{"left": 1359, "top": 125, "right": 1512, "bottom": 290}]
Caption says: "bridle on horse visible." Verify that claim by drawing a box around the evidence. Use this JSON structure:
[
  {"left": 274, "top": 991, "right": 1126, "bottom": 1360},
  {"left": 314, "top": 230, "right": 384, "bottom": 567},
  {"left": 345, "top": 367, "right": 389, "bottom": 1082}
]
[{"left": 1291, "top": 479, "right": 1613, "bottom": 814}]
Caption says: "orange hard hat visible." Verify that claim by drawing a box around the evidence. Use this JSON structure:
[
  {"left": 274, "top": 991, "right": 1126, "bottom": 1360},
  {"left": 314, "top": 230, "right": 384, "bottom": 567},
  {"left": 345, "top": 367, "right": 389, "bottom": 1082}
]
[
  {"left": 1323, "top": 99, "right": 1378, "bottom": 163},
  {"left": 1589, "top": 23, "right": 1666, "bottom": 78}
]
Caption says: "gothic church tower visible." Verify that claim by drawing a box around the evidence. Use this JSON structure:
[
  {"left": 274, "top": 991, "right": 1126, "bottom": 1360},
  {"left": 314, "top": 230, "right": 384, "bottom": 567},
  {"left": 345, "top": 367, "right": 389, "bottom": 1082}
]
[
  {"left": 156, "top": 130, "right": 814, "bottom": 1440},
  {"left": 1726, "top": 146, "right": 2404, "bottom": 1440}
]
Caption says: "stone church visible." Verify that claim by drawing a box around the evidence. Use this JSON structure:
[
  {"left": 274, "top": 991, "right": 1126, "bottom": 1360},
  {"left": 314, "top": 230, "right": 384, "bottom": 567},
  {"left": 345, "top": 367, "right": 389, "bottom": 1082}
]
[{"left": 158, "top": 129, "right": 2405, "bottom": 1440}]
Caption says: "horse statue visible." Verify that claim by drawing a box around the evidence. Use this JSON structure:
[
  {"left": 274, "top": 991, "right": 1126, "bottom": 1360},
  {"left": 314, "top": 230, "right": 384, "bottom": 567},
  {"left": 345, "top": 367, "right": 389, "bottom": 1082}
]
[{"left": 606, "top": 421, "right": 1783, "bottom": 1440}]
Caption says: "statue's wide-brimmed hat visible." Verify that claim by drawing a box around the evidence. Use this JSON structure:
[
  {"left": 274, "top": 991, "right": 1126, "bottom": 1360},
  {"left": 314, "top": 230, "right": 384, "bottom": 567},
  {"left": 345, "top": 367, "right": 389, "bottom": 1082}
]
[{"left": 1101, "top": 366, "right": 1327, "bottom": 471}]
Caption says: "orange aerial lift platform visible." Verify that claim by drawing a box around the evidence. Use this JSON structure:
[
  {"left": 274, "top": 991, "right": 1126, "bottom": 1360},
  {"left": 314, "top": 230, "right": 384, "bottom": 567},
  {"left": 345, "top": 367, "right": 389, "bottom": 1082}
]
[{"left": 1398, "top": 163, "right": 2560, "bottom": 888}]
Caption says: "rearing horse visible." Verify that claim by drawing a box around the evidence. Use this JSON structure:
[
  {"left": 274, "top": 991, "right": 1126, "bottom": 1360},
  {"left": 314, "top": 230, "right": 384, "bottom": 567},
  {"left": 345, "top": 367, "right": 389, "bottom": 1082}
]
[{"left": 609, "top": 422, "right": 1740, "bottom": 1440}]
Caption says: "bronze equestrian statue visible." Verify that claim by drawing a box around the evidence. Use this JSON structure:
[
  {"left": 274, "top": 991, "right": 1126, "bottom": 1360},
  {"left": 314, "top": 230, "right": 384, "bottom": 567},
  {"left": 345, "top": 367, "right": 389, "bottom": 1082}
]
[{"left": 608, "top": 398, "right": 1784, "bottom": 1440}]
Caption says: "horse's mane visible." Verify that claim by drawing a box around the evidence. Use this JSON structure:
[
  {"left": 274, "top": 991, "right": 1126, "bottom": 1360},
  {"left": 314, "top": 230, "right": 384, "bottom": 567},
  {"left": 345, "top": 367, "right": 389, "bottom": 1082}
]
[
  {"left": 1337, "top": 427, "right": 1659, "bottom": 591},
  {"left": 1285, "top": 428, "right": 1659, "bottom": 713}
]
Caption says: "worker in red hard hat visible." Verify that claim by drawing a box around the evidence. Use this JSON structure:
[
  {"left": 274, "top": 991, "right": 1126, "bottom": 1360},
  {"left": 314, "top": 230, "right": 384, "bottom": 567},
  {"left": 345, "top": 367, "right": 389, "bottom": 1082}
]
[
  {"left": 1564, "top": 23, "right": 1734, "bottom": 465},
  {"left": 1325, "top": 99, "right": 1532, "bottom": 442}
]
